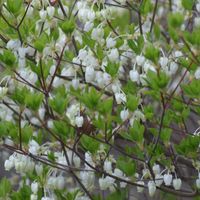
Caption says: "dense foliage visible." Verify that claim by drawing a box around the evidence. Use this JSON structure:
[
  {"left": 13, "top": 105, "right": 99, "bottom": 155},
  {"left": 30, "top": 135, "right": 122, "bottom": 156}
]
[{"left": 0, "top": 0, "right": 200, "bottom": 199}]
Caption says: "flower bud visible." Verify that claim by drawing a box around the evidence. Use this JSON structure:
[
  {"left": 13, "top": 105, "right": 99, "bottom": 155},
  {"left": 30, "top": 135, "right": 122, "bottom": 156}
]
[
  {"left": 57, "top": 176, "right": 65, "bottom": 190},
  {"left": 85, "top": 66, "right": 95, "bottom": 83},
  {"left": 194, "top": 67, "right": 200, "bottom": 79},
  {"left": 159, "top": 57, "right": 168, "bottom": 68},
  {"left": 72, "top": 79, "right": 79, "bottom": 90},
  {"left": 120, "top": 109, "right": 129, "bottom": 121},
  {"left": 39, "top": 9, "right": 47, "bottom": 21},
  {"left": 108, "top": 48, "right": 119, "bottom": 62},
  {"left": 196, "top": 178, "right": 200, "bottom": 189},
  {"left": 31, "top": 194, "right": 38, "bottom": 200},
  {"left": 47, "top": 6, "right": 55, "bottom": 18},
  {"left": 163, "top": 173, "right": 172, "bottom": 186},
  {"left": 115, "top": 92, "right": 126, "bottom": 104},
  {"left": 173, "top": 178, "right": 182, "bottom": 190},
  {"left": 129, "top": 70, "right": 139, "bottom": 82},
  {"left": 148, "top": 181, "right": 156, "bottom": 197},
  {"left": 35, "top": 164, "right": 43, "bottom": 176},
  {"left": 137, "top": 181, "right": 144, "bottom": 192},
  {"left": 75, "top": 116, "right": 84, "bottom": 127},
  {"left": 153, "top": 164, "right": 160, "bottom": 175},
  {"left": 31, "top": 182, "right": 39, "bottom": 194},
  {"left": 104, "top": 160, "right": 112, "bottom": 172},
  {"left": 155, "top": 174, "right": 163, "bottom": 186},
  {"left": 106, "top": 37, "right": 116, "bottom": 48},
  {"left": 4, "top": 160, "right": 13, "bottom": 171},
  {"left": 136, "top": 55, "right": 145, "bottom": 66}
]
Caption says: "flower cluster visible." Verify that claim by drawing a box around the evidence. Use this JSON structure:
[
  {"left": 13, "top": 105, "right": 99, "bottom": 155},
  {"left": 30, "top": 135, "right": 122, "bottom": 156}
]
[{"left": 0, "top": 0, "right": 200, "bottom": 199}]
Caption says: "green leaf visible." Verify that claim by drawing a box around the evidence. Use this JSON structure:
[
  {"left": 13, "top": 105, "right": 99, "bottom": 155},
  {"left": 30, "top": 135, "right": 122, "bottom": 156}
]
[
  {"left": 160, "top": 128, "right": 172, "bottom": 143},
  {"left": 97, "top": 98, "right": 113, "bottom": 115},
  {"left": 80, "top": 135, "right": 99, "bottom": 153},
  {"left": 126, "top": 94, "right": 139, "bottom": 112},
  {"left": 129, "top": 120, "right": 144, "bottom": 143},
  {"left": 0, "top": 178, "right": 11, "bottom": 198},
  {"left": 145, "top": 70, "right": 169, "bottom": 90},
  {"left": 181, "top": 0, "right": 195, "bottom": 10},
  {"left": 0, "top": 50, "right": 16, "bottom": 67},
  {"left": 116, "top": 157, "right": 136, "bottom": 176},
  {"left": 182, "top": 79, "right": 200, "bottom": 98},
  {"left": 34, "top": 33, "right": 49, "bottom": 52},
  {"left": 168, "top": 12, "right": 184, "bottom": 28},
  {"left": 49, "top": 93, "right": 68, "bottom": 115},
  {"left": 60, "top": 20, "right": 75, "bottom": 34},
  {"left": 140, "top": 0, "right": 153, "bottom": 15},
  {"left": 53, "top": 120, "right": 69, "bottom": 137},
  {"left": 25, "top": 92, "right": 43, "bottom": 111},
  {"left": 176, "top": 135, "right": 200, "bottom": 158},
  {"left": 80, "top": 87, "right": 101, "bottom": 110},
  {"left": 128, "top": 36, "right": 144, "bottom": 54},
  {"left": 105, "top": 61, "right": 119, "bottom": 77},
  {"left": 107, "top": 189, "right": 127, "bottom": 200},
  {"left": 144, "top": 44, "right": 160, "bottom": 64},
  {"left": 7, "top": 0, "right": 23, "bottom": 16},
  {"left": 82, "top": 33, "right": 95, "bottom": 49},
  {"left": 11, "top": 87, "right": 28, "bottom": 105},
  {"left": 21, "top": 125, "right": 33, "bottom": 144}
]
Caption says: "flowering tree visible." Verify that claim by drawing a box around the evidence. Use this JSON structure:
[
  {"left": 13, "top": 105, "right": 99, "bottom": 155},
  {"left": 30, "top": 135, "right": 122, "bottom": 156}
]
[{"left": 0, "top": 0, "right": 200, "bottom": 199}]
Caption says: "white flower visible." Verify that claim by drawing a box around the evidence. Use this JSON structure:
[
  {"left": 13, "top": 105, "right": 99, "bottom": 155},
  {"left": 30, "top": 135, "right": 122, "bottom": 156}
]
[
  {"left": 72, "top": 78, "right": 80, "bottom": 90},
  {"left": 169, "top": 62, "right": 178, "bottom": 74},
  {"left": 31, "top": 182, "right": 39, "bottom": 194},
  {"left": 129, "top": 70, "right": 139, "bottom": 83},
  {"left": 31, "top": 194, "right": 38, "bottom": 200},
  {"left": 4, "top": 137, "right": 14, "bottom": 146},
  {"left": 39, "top": 9, "right": 47, "bottom": 21},
  {"left": 99, "top": 176, "right": 115, "bottom": 191},
  {"left": 35, "top": 164, "right": 43, "bottom": 176},
  {"left": 29, "top": 140, "right": 40, "bottom": 155},
  {"left": 163, "top": 173, "right": 172, "bottom": 186},
  {"left": 41, "top": 197, "right": 53, "bottom": 200},
  {"left": 87, "top": 10, "right": 95, "bottom": 21},
  {"left": 47, "top": 6, "right": 55, "bottom": 18},
  {"left": 0, "top": 87, "right": 8, "bottom": 99},
  {"left": 104, "top": 160, "right": 112, "bottom": 172},
  {"left": 155, "top": 174, "right": 163, "bottom": 186},
  {"left": 153, "top": 164, "right": 161, "bottom": 175},
  {"left": 120, "top": 109, "right": 129, "bottom": 121},
  {"left": 106, "top": 37, "right": 116, "bottom": 48},
  {"left": 91, "top": 27, "right": 104, "bottom": 41},
  {"left": 18, "top": 47, "right": 27, "bottom": 58},
  {"left": 4, "top": 160, "right": 14, "bottom": 171},
  {"left": 159, "top": 57, "right": 168, "bottom": 68},
  {"left": 115, "top": 92, "right": 126, "bottom": 104},
  {"left": 173, "top": 178, "right": 182, "bottom": 190},
  {"left": 137, "top": 181, "right": 144, "bottom": 192},
  {"left": 194, "top": 17, "right": 200, "bottom": 27},
  {"left": 85, "top": 66, "right": 95, "bottom": 83},
  {"left": 75, "top": 116, "right": 84, "bottom": 127},
  {"left": 196, "top": 178, "right": 200, "bottom": 189},
  {"left": 27, "top": 6, "right": 34, "bottom": 17},
  {"left": 84, "top": 21, "right": 94, "bottom": 32},
  {"left": 6, "top": 39, "right": 21, "bottom": 51},
  {"left": 148, "top": 181, "right": 156, "bottom": 197},
  {"left": 56, "top": 176, "right": 65, "bottom": 190},
  {"left": 73, "top": 155, "right": 81, "bottom": 168},
  {"left": 136, "top": 55, "right": 145, "bottom": 66},
  {"left": 194, "top": 67, "right": 200, "bottom": 79},
  {"left": 196, "top": 3, "right": 200, "bottom": 12},
  {"left": 108, "top": 48, "right": 119, "bottom": 62},
  {"left": 80, "top": 171, "right": 95, "bottom": 190}
]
